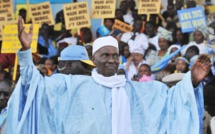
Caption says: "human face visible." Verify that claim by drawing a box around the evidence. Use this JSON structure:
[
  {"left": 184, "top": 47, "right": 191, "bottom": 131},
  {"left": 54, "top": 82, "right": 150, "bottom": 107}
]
[
  {"left": 0, "top": 81, "right": 13, "bottom": 110},
  {"left": 132, "top": 53, "right": 143, "bottom": 65},
  {"left": 92, "top": 46, "right": 119, "bottom": 77},
  {"left": 85, "top": 45, "right": 93, "bottom": 59},
  {"left": 133, "top": 20, "right": 142, "bottom": 32},
  {"left": 158, "top": 38, "right": 169, "bottom": 50},
  {"left": 104, "top": 19, "right": 114, "bottom": 31},
  {"left": 41, "top": 68, "right": 48, "bottom": 76},
  {"left": 123, "top": 46, "right": 130, "bottom": 58},
  {"left": 120, "top": 1, "right": 128, "bottom": 14},
  {"left": 167, "top": 5, "right": 175, "bottom": 16},
  {"left": 176, "top": 30, "right": 183, "bottom": 42},
  {"left": 170, "top": 47, "right": 180, "bottom": 62},
  {"left": 176, "top": 0, "right": 184, "bottom": 10},
  {"left": 83, "top": 29, "right": 92, "bottom": 43},
  {"left": 116, "top": 10, "right": 123, "bottom": 19},
  {"left": 128, "top": 0, "right": 135, "bottom": 10},
  {"left": 145, "top": 23, "right": 156, "bottom": 37},
  {"left": 185, "top": 49, "right": 195, "bottom": 61},
  {"left": 57, "top": 61, "right": 87, "bottom": 75},
  {"left": 176, "top": 59, "right": 187, "bottom": 73},
  {"left": 138, "top": 65, "right": 151, "bottom": 77},
  {"left": 45, "top": 59, "right": 53, "bottom": 70},
  {"left": 194, "top": 31, "right": 204, "bottom": 44}
]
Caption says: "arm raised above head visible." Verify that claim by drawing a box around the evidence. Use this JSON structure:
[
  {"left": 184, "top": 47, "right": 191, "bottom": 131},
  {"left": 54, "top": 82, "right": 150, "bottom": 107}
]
[
  {"left": 167, "top": 54, "right": 211, "bottom": 133},
  {"left": 18, "top": 16, "right": 33, "bottom": 51},
  {"left": 191, "top": 54, "right": 211, "bottom": 87}
]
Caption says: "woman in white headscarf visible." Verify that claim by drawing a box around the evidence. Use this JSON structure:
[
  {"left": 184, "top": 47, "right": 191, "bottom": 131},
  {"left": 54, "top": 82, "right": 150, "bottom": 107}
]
[
  {"left": 146, "top": 27, "right": 173, "bottom": 67},
  {"left": 145, "top": 27, "right": 174, "bottom": 81},
  {"left": 182, "top": 25, "right": 209, "bottom": 55},
  {"left": 167, "top": 45, "right": 181, "bottom": 64}
]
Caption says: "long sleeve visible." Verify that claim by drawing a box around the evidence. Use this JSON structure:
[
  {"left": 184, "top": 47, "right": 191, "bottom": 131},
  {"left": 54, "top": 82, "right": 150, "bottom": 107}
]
[
  {"left": 132, "top": 71, "right": 203, "bottom": 133},
  {"left": 6, "top": 49, "right": 66, "bottom": 134},
  {"left": 167, "top": 71, "right": 203, "bottom": 134}
]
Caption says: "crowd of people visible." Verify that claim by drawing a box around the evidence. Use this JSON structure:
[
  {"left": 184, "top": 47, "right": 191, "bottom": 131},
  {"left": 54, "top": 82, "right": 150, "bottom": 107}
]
[{"left": 0, "top": 0, "right": 215, "bottom": 133}]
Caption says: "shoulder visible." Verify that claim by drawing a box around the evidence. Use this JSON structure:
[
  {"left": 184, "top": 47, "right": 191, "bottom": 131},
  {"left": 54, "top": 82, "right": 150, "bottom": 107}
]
[
  {"left": 121, "top": 32, "right": 132, "bottom": 42},
  {"left": 47, "top": 74, "right": 92, "bottom": 86},
  {"left": 128, "top": 80, "right": 168, "bottom": 92},
  {"left": 139, "top": 33, "right": 147, "bottom": 38}
]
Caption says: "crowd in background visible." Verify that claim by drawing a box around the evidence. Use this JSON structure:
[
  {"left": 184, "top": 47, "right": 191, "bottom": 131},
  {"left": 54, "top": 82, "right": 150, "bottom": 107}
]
[{"left": 0, "top": 0, "right": 215, "bottom": 133}]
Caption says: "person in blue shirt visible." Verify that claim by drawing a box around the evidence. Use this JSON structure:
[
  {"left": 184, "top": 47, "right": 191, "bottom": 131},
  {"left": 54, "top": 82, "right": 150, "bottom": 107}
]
[{"left": 6, "top": 16, "right": 212, "bottom": 134}]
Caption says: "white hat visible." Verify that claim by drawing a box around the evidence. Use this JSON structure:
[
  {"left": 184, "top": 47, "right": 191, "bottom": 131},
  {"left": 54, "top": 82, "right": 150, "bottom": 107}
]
[
  {"left": 56, "top": 37, "right": 78, "bottom": 48},
  {"left": 162, "top": 73, "right": 185, "bottom": 87},
  {"left": 92, "top": 36, "right": 118, "bottom": 54},
  {"left": 130, "top": 47, "right": 145, "bottom": 55}
]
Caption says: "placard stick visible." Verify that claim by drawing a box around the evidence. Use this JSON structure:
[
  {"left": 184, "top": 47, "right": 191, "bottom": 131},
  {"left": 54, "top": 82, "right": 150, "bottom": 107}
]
[
  {"left": 101, "top": 18, "right": 104, "bottom": 26},
  {"left": 12, "top": 55, "right": 18, "bottom": 81},
  {"left": 77, "top": 28, "right": 81, "bottom": 45},
  {"left": 158, "top": 13, "right": 165, "bottom": 22},
  {"left": 156, "top": 16, "right": 159, "bottom": 24},
  {"left": 147, "top": 14, "right": 150, "bottom": 21},
  {"left": 26, "top": 0, "right": 29, "bottom": 23}
]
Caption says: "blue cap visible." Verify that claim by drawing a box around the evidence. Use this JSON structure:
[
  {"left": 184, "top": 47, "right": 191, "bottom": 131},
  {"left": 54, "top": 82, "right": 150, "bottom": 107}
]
[{"left": 60, "top": 45, "right": 95, "bottom": 66}]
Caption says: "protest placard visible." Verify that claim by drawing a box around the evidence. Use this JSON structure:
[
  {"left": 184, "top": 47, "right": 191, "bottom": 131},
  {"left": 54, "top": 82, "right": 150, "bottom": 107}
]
[
  {"left": 138, "top": 0, "right": 161, "bottom": 14},
  {"left": 15, "top": 4, "right": 32, "bottom": 23},
  {"left": 207, "top": 6, "right": 215, "bottom": 14},
  {"left": 30, "top": 2, "right": 54, "bottom": 26},
  {"left": 177, "top": 7, "right": 207, "bottom": 33},
  {"left": 63, "top": 2, "right": 91, "bottom": 30},
  {"left": 0, "top": 14, "right": 7, "bottom": 40},
  {"left": 92, "top": 0, "right": 116, "bottom": 18},
  {"left": 0, "top": 0, "right": 14, "bottom": 21},
  {"left": 1, "top": 24, "right": 39, "bottom": 53},
  {"left": 113, "top": 19, "right": 133, "bottom": 33}
]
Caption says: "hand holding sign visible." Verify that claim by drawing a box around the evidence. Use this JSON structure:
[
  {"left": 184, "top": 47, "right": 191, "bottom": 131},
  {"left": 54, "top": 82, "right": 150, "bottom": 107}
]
[{"left": 18, "top": 16, "right": 33, "bottom": 51}]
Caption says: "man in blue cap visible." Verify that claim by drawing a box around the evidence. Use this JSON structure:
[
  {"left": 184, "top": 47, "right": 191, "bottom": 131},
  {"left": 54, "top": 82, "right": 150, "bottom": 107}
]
[
  {"left": 57, "top": 45, "right": 95, "bottom": 75},
  {"left": 6, "top": 16, "right": 212, "bottom": 134}
]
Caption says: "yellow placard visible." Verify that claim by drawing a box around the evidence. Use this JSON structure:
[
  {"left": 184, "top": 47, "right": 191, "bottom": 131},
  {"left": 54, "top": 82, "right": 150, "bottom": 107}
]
[
  {"left": 113, "top": 19, "right": 133, "bottom": 33},
  {"left": 207, "top": 6, "right": 215, "bottom": 14},
  {"left": 0, "top": 0, "right": 14, "bottom": 21},
  {"left": 1, "top": 24, "right": 39, "bottom": 53},
  {"left": 15, "top": 4, "right": 32, "bottom": 23},
  {"left": 0, "top": 14, "right": 7, "bottom": 40},
  {"left": 138, "top": 0, "right": 161, "bottom": 14},
  {"left": 30, "top": 2, "right": 55, "bottom": 26},
  {"left": 63, "top": 2, "right": 91, "bottom": 30},
  {"left": 92, "top": 0, "right": 116, "bottom": 18},
  {"left": 0, "top": 25, "right": 3, "bottom": 41}
]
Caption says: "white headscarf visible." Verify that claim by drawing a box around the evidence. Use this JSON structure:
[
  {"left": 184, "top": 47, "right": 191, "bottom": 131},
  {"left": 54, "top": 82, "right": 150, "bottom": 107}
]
[
  {"left": 167, "top": 45, "right": 181, "bottom": 55},
  {"left": 157, "top": 27, "right": 173, "bottom": 42}
]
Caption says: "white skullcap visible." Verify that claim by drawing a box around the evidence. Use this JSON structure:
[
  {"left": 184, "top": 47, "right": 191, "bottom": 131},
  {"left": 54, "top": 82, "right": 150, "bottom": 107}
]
[
  {"left": 130, "top": 47, "right": 145, "bottom": 55},
  {"left": 92, "top": 36, "right": 118, "bottom": 54}
]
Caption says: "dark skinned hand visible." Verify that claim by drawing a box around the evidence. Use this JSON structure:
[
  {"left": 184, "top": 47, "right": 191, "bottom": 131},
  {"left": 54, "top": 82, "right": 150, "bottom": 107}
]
[
  {"left": 18, "top": 16, "right": 33, "bottom": 51},
  {"left": 132, "top": 74, "right": 139, "bottom": 82},
  {"left": 191, "top": 54, "right": 211, "bottom": 87}
]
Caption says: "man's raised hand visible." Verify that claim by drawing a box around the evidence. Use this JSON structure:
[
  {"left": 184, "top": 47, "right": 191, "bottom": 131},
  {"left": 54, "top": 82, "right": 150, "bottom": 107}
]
[
  {"left": 191, "top": 54, "right": 211, "bottom": 87},
  {"left": 18, "top": 16, "right": 33, "bottom": 51}
]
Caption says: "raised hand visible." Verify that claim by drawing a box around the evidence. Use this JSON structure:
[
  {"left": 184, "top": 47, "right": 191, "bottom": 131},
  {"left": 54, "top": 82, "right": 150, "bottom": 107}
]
[
  {"left": 18, "top": 16, "right": 33, "bottom": 51},
  {"left": 191, "top": 54, "right": 211, "bottom": 87}
]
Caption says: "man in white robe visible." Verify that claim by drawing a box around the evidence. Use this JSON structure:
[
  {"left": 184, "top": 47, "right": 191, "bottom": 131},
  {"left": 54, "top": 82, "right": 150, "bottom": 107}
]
[{"left": 6, "top": 16, "right": 211, "bottom": 134}]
